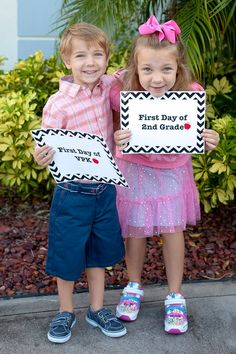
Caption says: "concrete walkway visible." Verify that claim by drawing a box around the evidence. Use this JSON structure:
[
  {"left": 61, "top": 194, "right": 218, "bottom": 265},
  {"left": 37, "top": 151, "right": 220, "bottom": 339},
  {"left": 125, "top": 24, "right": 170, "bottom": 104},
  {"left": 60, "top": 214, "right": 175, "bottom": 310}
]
[{"left": 0, "top": 280, "right": 236, "bottom": 354}]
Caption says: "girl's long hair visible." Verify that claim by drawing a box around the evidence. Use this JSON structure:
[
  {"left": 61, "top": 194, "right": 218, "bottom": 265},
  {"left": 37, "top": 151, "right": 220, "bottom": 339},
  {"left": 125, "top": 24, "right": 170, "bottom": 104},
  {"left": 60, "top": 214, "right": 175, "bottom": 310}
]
[{"left": 123, "top": 34, "right": 196, "bottom": 91}]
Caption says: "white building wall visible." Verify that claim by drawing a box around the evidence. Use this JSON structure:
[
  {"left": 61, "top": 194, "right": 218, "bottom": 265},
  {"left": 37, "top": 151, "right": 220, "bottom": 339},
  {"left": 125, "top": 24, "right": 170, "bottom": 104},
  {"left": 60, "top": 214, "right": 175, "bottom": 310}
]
[
  {"left": 0, "top": 0, "right": 62, "bottom": 71},
  {"left": 0, "top": 0, "right": 18, "bottom": 71}
]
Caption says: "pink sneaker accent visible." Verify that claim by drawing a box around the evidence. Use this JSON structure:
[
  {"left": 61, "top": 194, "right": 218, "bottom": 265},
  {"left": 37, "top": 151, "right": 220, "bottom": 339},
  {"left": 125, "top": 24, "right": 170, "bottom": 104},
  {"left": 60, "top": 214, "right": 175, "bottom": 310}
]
[
  {"left": 116, "top": 282, "right": 144, "bottom": 321},
  {"left": 164, "top": 293, "right": 188, "bottom": 334}
]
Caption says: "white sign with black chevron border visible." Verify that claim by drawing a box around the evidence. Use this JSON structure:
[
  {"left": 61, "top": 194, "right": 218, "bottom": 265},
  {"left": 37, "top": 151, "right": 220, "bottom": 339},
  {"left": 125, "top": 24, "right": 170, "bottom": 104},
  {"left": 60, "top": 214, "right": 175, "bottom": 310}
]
[
  {"left": 31, "top": 129, "right": 128, "bottom": 187},
  {"left": 120, "top": 91, "right": 206, "bottom": 154}
]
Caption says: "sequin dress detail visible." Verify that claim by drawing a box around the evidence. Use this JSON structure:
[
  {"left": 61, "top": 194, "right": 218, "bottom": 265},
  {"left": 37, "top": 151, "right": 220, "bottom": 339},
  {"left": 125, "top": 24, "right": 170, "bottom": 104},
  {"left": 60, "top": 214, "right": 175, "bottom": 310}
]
[
  {"left": 116, "top": 158, "right": 200, "bottom": 237},
  {"left": 110, "top": 80, "right": 203, "bottom": 238}
]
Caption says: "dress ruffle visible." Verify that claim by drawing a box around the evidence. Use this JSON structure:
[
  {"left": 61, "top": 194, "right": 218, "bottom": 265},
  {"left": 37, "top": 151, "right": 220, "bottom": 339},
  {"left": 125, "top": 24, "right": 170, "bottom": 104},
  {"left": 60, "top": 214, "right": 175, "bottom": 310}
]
[{"left": 116, "top": 158, "right": 200, "bottom": 238}]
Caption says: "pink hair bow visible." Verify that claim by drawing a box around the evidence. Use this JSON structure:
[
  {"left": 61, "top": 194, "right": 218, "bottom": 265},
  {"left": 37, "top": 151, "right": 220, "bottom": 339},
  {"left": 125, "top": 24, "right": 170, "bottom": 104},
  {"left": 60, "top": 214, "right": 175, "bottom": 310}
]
[{"left": 138, "top": 15, "right": 181, "bottom": 44}]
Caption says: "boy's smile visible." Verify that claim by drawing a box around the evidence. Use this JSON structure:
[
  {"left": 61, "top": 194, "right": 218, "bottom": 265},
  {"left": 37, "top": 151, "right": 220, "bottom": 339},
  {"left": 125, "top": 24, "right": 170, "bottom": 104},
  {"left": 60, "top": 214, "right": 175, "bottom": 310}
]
[{"left": 64, "top": 38, "right": 108, "bottom": 90}]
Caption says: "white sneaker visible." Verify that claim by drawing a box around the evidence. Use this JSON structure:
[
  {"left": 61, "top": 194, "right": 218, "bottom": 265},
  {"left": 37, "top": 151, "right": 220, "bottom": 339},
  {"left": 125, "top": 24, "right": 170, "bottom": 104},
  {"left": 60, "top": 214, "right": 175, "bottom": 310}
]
[
  {"left": 164, "top": 293, "right": 188, "bottom": 334},
  {"left": 116, "top": 282, "right": 144, "bottom": 321}
]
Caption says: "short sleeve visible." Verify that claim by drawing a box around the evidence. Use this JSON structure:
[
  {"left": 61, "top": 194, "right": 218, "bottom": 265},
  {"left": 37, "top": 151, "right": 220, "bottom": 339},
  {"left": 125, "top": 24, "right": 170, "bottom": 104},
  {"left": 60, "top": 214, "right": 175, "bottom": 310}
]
[
  {"left": 42, "top": 96, "right": 66, "bottom": 129},
  {"left": 110, "top": 69, "right": 127, "bottom": 112},
  {"left": 191, "top": 82, "right": 204, "bottom": 91},
  {"left": 110, "top": 83, "right": 122, "bottom": 112}
]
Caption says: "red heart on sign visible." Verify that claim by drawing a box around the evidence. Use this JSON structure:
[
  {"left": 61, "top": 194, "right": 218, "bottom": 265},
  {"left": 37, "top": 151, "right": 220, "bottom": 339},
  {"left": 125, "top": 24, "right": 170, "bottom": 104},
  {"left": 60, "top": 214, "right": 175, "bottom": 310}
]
[
  {"left": 92, "top": 158, "right": 99, "bottom": 164},
  {"left": 184, "top": 123, "right": 191, "bottom": 130}
]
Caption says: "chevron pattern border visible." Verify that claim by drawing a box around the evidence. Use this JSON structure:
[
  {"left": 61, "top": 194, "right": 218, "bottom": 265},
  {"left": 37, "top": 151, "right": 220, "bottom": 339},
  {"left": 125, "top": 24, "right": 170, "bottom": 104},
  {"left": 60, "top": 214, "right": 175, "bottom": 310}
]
[
  {"left": 31, "top": 129, "right": 128, "bottom": 187},
  {"left": 120, "top": 91, "right": 205, "bottom": 154}
]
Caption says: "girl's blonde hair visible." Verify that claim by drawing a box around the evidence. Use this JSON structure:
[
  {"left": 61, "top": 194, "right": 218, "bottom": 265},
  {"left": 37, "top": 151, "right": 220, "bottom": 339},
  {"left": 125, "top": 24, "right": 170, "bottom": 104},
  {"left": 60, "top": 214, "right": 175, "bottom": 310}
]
[
  {"left": 123, "top": 33, "right": 195, "bottom": 91},
  {"left": 60, "top": 22, "right": 110, "bottom": 61}
]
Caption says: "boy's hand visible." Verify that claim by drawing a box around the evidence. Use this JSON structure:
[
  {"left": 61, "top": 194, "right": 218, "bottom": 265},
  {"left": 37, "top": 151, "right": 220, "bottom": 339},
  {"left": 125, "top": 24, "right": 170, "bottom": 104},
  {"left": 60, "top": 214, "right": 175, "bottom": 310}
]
[
  {"left": 202, "top": 129, "right": 220, "bottom": 151},
  {"left": 34, "top": 145, "right": 55, "bottom": 167},
  {"left": 114, "top": 129, "right": 132, "bottom": 151}
]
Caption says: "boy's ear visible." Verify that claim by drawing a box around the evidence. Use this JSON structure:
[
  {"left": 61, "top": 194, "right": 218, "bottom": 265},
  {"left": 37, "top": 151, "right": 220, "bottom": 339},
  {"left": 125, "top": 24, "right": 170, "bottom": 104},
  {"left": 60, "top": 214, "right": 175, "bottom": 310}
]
[{"left": 62, "top": 55, "right": 71, "bottom": 69}]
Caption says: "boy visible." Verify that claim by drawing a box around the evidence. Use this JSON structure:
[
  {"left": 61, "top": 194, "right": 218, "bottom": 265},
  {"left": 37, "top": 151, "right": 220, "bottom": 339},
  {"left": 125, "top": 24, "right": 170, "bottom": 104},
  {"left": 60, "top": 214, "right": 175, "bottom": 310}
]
[{"left": 34, "top": 22, "right": 126, "bottom": 343}]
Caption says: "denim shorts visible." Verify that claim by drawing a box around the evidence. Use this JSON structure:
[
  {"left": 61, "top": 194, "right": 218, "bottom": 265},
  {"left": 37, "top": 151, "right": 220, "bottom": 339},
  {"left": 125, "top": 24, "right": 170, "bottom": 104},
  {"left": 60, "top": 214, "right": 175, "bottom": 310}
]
[{"left": 46, "top": 182, "right": 124, "bottom": 281}]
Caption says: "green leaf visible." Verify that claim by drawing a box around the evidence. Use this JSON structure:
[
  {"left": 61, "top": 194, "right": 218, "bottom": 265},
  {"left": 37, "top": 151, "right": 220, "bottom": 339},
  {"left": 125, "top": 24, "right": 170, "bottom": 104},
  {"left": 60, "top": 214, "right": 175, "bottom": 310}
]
[
  {"left": 203, "top": 199, "right": 211, "bottom": 213},
  {"left": 216, "top": 189, "right": 227, "bottom": 203}
]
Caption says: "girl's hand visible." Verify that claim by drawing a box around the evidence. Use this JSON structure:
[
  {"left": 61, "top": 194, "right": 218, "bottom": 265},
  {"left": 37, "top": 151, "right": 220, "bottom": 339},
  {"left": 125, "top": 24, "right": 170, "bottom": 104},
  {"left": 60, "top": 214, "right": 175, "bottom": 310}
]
[
  {"left": 114, "top": 129, "right": 132, "bottom": 151},
  {"left": 202, "top": 129, "right": 220, "bottom": 151},
  {"left": 34, "top": 145, "right": 55, "bottom": 167}
]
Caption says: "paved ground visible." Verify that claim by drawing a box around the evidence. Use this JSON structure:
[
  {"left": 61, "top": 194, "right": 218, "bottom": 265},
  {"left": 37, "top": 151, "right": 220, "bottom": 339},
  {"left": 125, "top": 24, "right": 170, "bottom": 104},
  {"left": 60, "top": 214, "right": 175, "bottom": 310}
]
[{"left": 0, "top": 280, "right": 236, "bottom": 354}]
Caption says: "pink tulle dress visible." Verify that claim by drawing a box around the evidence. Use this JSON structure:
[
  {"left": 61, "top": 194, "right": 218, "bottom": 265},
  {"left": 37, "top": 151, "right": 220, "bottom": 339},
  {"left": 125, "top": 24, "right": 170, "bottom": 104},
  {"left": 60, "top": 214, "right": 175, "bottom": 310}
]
[{"left": 110, "top": 81, "right": 203, "bottom": 238}]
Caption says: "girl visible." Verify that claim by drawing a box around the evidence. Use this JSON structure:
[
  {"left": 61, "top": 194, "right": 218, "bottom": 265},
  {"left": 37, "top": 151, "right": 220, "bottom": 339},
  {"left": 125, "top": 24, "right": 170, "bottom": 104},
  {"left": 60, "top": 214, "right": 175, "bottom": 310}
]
[{"left": 110, "top": 16, "right": 219, "bottom": 334}]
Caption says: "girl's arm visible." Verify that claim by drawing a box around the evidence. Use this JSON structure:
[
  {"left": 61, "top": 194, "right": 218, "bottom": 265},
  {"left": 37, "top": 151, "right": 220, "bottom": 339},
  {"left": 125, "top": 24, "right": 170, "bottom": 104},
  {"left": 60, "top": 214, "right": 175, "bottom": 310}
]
[
  {"left": 191, "top": 82, "right": 220, "bottom": 151},
  {"left": 114, "top": 129, "right": 132, "bottom": 150},
  {"left": 113, "top": 111, "right": 121, "bottom": 133},
  {"left": 202, "top": 129, "right": 220, "bottom": 150}
]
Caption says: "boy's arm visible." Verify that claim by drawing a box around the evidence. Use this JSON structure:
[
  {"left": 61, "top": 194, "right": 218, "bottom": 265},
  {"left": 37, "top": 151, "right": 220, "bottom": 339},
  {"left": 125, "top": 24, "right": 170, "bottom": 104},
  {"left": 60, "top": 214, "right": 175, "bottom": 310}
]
[
  {"left": 34, "top": 98, "right": 64, "bottom": 167},
  {"left": 34, "top": 145, "right": 55, "bottom": 167}
]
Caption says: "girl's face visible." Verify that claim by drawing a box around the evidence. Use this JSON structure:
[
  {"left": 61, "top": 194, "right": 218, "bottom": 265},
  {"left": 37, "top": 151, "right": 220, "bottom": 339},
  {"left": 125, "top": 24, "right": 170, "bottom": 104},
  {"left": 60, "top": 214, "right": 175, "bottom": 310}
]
[
  {"left": 64, "top": 38, "right": 108, "bottom": 90},
  {"left": 137, "top": 46, "right": 178, "bottom": 97}
]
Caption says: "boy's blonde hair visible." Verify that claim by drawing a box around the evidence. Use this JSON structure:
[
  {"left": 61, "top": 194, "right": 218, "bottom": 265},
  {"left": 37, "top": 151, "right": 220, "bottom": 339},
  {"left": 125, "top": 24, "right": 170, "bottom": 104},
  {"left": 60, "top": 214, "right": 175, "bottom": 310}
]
[
  {"left": 123, "top": 34, "right": 195, "bottom": 91},
  {"left": 60, "top": 22, "right": 110, "bottom": 61}
]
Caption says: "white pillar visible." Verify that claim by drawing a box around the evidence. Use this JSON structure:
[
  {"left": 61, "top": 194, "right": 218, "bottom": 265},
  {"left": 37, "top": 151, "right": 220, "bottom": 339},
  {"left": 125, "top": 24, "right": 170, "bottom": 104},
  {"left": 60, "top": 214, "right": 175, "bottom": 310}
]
[{"left": 0, "top": 0, "right": 18, "bottom": 70}]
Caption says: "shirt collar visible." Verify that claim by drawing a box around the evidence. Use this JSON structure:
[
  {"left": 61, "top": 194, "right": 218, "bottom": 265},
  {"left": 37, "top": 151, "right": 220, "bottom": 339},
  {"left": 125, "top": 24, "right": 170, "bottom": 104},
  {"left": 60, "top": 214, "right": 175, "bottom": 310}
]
[{"left": 59, "top": 75, "right": 105, "bottom": 97}]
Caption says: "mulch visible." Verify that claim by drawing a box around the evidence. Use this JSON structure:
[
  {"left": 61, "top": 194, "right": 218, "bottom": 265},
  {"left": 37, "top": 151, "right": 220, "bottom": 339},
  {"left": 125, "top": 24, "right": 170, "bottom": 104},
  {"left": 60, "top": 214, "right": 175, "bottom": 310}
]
[{"left": 0, "top": 197, "right": 235, "bottom": 298}]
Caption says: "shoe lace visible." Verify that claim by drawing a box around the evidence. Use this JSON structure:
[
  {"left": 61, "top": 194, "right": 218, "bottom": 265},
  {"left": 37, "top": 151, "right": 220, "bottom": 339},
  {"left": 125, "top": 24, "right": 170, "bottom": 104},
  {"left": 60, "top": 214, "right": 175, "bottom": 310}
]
[
  {"left": 51, "top": 314, "right": 72, "bottom": 330},
  {"left": 98, "top": 308, "right": 116, "bottom": 323}
]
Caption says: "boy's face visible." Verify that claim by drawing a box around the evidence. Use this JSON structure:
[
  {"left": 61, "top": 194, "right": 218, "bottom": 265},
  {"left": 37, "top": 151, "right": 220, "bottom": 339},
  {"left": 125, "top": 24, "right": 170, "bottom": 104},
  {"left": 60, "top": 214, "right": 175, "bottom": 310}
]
[{"left": 64, "top": 38, "right": 108, "bottom": 90}]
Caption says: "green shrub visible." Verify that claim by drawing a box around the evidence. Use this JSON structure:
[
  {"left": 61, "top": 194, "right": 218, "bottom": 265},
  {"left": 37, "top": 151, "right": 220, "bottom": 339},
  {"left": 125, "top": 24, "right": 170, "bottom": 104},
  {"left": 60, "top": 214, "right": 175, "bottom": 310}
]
[
  {"left": 192, "top": 76, "right": 236, "bottom": 212},
  {"left": 0, "top": 51, "right": 65, "bottom": 115},
  {"left": 0, "top": 90, "right": 55, "bottom": 199},
  {"left": 0, "top": 51, "right": 65, "bottom": 200},
  {"left": 0, "top": 52, "right": 235, "bottom": 210}
]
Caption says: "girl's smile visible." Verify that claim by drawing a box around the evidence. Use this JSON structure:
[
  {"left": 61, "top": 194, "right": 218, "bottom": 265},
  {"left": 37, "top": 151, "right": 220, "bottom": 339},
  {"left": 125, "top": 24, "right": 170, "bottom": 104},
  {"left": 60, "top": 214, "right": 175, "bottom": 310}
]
[{"left": 137, "top": 47, "right": 178, "bottom": 97}]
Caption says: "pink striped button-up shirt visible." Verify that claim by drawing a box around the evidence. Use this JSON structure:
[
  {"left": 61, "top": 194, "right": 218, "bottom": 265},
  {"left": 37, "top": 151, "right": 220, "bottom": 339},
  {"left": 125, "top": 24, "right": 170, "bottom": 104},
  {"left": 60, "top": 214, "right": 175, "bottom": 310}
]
[{"left": 42, "top": 75, "right": 115, "bottom": 153}]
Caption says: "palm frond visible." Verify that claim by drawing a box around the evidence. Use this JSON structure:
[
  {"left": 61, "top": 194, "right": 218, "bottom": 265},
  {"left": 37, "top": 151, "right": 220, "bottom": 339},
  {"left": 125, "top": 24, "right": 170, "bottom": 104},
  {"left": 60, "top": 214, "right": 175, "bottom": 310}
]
[
  {"left": 53, "top": 0, "right": 140, "bottom": 38},
  {"left": 209, "top": 0, "right": 233, "bottom": 17},
  {"left": 172, "top": 0, "right": 236, "bottom": 81},
  {"left": 54, "top": 0, "right": 236, "bottom": 81},
  {"left": 54, "top": 0, "right": 170, "bottom": 39}
]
